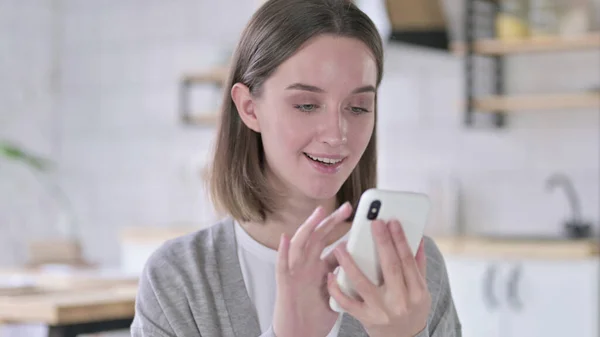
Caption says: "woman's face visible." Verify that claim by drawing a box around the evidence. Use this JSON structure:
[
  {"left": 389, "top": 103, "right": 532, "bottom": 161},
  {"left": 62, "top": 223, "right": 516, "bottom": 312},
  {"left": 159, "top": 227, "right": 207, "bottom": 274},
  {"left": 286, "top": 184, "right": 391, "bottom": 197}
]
[{"left": 252, "top": 34, "right": 377, "bottom": 201}]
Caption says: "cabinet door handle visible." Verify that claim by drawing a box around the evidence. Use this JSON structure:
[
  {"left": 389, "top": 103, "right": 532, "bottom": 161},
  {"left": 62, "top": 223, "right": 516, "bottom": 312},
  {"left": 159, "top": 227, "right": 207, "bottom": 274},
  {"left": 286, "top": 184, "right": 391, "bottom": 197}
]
[
  {"left": 507, "top": 264, "right": 523, "bottom": 311},
  {"left": 483, "top": 264, "right": 499, "bottom": 310}
]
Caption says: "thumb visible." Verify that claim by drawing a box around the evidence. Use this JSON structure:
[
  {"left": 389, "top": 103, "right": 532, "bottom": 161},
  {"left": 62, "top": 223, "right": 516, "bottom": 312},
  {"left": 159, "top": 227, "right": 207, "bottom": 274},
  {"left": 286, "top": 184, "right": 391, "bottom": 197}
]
[{"left": 416, "top": 238, "right": 427, "bottom": 277}]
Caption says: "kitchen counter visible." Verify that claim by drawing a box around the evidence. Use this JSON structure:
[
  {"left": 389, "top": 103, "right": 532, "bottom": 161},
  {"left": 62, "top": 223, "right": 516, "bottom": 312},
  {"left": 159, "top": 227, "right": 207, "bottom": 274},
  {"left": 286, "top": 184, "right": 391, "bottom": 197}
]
[
  {"left": 120, "top": 226, "right": 600, "bottom": 260},
  {"left": 0, "top": 267, "right": 138, "bottom": 336},
  {"left": 433, "top": 235, "right": 600, "bottom": 259}
]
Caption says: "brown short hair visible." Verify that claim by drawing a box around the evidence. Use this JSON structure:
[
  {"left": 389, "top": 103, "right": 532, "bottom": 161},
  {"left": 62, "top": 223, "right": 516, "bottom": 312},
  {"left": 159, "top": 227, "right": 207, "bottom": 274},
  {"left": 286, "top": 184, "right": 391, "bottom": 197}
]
[{"left": 208, "top": 0, "right": 383, "bottom": 223}]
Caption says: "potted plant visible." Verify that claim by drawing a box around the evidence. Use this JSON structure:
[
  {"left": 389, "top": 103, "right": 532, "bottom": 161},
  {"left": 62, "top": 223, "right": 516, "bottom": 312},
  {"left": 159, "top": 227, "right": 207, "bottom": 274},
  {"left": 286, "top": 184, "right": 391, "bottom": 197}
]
[
  {"left": 1, "top": 140, "right": 86, "bottom": 268},
  {"left": 0, "top": 140, "right": 51, "bottom": 172}
]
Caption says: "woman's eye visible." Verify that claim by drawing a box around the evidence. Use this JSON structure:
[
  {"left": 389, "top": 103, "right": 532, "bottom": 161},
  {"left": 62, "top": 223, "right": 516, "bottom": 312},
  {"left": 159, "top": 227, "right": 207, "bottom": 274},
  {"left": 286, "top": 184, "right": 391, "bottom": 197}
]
[
  {"left": 294, "top": 104, "right": 318, "bottom": 112},
  {"left": 350, "top": 106, "right": 370, "bottom": 114}
]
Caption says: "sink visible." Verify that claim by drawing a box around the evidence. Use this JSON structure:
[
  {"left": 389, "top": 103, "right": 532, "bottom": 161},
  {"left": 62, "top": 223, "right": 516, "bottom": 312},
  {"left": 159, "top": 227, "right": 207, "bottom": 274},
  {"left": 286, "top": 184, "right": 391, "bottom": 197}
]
[
  {"left": 479, "top": 234, "right": 576, "bottom": 242},
  {"left": 478, "top": 232, "right": 597, "bottom": 242}
]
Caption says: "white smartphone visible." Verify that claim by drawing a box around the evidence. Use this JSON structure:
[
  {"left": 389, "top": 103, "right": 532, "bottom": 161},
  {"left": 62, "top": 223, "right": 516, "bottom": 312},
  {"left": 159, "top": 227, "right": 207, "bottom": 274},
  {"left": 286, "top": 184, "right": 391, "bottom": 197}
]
[{"left": 329, "top": 188, "right": 431, "bottom": 313}]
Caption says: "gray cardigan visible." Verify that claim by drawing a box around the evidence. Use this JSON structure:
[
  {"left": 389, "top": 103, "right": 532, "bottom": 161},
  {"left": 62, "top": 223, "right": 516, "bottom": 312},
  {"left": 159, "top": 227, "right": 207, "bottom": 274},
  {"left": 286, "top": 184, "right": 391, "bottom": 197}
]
[{"left": 130, "top": 217, "right": 462, "bottom": 337}]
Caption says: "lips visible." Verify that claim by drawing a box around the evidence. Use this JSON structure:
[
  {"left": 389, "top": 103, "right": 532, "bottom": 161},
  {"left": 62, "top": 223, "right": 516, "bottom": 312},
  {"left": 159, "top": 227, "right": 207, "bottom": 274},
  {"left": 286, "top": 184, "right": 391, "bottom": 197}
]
[
  {"left": 304, "top": 153, "right": 344, "bottom": 165},
  {"left": 303, "top": 152, "right": 347, "bottom": 174}
]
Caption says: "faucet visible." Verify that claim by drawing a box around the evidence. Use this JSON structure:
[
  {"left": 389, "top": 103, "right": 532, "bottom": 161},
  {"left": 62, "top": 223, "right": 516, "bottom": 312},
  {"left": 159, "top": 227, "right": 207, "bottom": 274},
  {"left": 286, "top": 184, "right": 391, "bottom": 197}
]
[
  {"left": 545, "top": 173, "right": 591, "bottom": 238},
  {"left": 545, "top": 173, "right": 582, "bottom": 222}
]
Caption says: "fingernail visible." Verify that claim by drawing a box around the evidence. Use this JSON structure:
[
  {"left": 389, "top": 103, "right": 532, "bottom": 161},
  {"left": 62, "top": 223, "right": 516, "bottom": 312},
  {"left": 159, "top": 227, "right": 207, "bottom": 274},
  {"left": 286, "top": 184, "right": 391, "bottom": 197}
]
[
  {"left": 310, "top": 206, "right": 321, "bottom": 219},
  {"left": 372, "top": 220, "right": 384, "bottom": 234},
  {"left": 390, "top": 220, "right": 401, "bottom": 233}
]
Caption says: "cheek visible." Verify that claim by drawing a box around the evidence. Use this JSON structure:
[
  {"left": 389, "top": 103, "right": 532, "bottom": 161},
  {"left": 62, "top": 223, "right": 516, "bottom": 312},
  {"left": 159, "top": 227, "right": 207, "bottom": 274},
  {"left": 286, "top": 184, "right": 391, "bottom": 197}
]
[
  {"left": 259, "top": 107, "right": 310, "bottom": 155},
  {"left": 348, "top": 117, "right": 374, "bottom": 150},
  {"left": 273, "top": 126, "right": 308, "bottom": 154}
]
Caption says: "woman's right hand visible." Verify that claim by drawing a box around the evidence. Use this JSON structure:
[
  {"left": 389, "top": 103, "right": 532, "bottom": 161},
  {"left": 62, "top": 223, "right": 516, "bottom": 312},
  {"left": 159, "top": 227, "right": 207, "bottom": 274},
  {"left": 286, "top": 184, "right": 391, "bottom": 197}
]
[{"left": 272, "top": 202, "right": 353, "bottom": 337}]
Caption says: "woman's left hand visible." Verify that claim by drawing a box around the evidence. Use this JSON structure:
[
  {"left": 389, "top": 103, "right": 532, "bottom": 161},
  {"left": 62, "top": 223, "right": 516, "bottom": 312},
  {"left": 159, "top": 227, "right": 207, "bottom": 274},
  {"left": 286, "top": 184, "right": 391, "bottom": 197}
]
[{"left": 327, "top": 219, "right": 431, "bottom": 337}]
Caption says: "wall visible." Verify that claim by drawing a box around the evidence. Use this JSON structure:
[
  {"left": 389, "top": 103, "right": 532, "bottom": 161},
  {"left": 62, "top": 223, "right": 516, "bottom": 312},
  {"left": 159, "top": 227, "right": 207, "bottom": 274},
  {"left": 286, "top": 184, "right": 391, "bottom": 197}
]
[
  {"left": 54, "top": 0, "right": 259, "bottom": 267},
  {"left": 376, "top": 45, "right": 599, "bottom": 238},
  {"left": 0, "top": 0, "right": 598, "bottom": 267},
  {"left": 0, "top": 0, "right": 61, "bottom": 266}
]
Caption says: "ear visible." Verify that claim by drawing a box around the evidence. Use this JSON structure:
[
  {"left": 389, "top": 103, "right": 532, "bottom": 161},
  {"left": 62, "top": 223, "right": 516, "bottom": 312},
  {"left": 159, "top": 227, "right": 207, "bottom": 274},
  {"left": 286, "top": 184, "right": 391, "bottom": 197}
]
[{"left": 231, "top": 82, "right": 261, "bottom": 132}]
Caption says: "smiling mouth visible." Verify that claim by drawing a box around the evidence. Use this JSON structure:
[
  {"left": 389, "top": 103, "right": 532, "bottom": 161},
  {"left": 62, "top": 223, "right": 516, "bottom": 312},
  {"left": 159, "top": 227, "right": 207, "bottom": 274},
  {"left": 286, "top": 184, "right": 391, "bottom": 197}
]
[{"left": 303, "top": 153, "right": 345, "bottom": 165}]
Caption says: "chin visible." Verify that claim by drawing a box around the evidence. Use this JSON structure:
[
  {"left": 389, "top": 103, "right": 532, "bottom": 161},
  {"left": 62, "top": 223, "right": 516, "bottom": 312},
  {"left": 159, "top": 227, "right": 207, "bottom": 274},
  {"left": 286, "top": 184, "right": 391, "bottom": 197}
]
[{"left": 300, "top": 179, "right": 345, "bottom": 201}]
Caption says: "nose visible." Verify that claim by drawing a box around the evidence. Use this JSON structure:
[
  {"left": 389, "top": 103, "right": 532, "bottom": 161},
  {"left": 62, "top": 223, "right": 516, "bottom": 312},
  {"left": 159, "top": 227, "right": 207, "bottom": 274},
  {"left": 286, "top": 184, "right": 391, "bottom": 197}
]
[{"left": 318, "top": 106, "right": 347, "bottom": 147}]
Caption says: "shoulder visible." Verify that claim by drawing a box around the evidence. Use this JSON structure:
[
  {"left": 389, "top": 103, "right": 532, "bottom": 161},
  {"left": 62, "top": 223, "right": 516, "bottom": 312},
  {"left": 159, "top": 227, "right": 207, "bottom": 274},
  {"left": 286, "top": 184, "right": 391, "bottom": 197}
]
[
  {"left": 421, "top": 235, "right": 462, "bottom": 335},
  {"left": 132, "top": 218, "right": 236, "bottom": 334},
  {"left": 422, "top": 235, "right": 449, "bottom": 280},
  {"left": 421, "top": 235, "right": 451, "bottom": 300},
  {"left": 138, "top": 217, "right": 235, "bottom": 289},
  {"left": 132, "top": 218, "right": 237, "bottom": 330}
]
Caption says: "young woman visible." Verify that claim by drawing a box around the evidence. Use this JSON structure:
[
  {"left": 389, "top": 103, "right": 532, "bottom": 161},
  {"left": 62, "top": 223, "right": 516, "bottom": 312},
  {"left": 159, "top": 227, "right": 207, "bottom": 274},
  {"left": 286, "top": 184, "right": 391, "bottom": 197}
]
[{"left": 131, "top": 0, "right": 462, "bottom": 336}]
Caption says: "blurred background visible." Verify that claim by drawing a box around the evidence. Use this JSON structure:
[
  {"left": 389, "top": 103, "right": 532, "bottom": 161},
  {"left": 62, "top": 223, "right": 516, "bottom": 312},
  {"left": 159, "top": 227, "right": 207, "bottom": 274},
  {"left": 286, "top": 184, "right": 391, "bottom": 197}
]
[{"left": 0, "top": 0, "right": 598, "bottom": 336}]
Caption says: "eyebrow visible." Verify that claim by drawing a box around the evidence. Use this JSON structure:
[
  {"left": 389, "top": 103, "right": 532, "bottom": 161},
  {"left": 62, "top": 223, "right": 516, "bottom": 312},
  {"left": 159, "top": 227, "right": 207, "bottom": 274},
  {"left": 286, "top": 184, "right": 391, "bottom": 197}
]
[{"left": 285, "top": 83, "right": 376, "bottom": 94}]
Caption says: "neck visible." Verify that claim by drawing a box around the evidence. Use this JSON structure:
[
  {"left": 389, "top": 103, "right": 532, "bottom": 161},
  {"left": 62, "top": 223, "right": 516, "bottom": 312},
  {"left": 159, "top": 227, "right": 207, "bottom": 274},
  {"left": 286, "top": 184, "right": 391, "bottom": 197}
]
[{"left": 240, "top": 193, "right": 350, "bottom": 251}]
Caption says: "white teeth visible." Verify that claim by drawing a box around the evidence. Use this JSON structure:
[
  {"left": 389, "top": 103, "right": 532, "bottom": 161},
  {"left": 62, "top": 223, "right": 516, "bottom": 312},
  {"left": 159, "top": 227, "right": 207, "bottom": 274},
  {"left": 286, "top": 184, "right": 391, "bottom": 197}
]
[{"left": 306, "top": 153, "right": 342, "bottom": 164}]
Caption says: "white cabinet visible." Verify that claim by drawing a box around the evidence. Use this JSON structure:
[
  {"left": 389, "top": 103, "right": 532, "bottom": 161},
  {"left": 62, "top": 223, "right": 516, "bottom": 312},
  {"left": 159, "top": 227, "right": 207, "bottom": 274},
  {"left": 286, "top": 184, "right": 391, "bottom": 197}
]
[
  {"left": 506, "top": 259, "right": 599, "bottom": 337},
  {"left": 445, "top": 257, "right": 506, "bottom": 337},
  {"left": 445, "top": 255, "right": 599, "bottom": 337}
]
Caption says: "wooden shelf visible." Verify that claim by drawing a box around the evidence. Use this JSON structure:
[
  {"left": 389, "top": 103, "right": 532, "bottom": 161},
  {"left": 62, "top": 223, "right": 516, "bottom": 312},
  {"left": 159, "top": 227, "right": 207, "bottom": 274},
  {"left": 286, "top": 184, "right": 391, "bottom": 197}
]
[
  {"left": 179, "top": 66, "right": 228, "bottom": 127},
  {"left": 183, "top": 113, "right": 219, "bottom": 126},
  {"left": 182, "top": 66, "right": 229, "bottom": 85},
  {"left": 453, "top": 32, "right": 600, "bottom": 56},
  {"left": 473, "top": 92, "right": 600, "bottom": 112},
  {"left": 120, "top": 226, "right": 199, "bottom": 243}
]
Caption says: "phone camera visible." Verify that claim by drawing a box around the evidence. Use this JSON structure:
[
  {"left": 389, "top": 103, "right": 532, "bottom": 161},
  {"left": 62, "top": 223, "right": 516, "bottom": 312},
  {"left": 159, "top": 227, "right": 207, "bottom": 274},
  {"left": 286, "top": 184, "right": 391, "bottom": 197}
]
[{"left": 367, "top": 200, "right": 381, "bottom": 220}]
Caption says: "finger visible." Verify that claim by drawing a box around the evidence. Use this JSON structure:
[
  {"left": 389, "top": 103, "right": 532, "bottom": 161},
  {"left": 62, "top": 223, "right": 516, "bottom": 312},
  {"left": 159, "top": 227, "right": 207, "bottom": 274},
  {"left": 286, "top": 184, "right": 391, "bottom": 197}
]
[
  {"left": 312, "top": 202, "right": 352, "bottom": 242},
  {"left": 416, "top": 238, "right": 427, "bottom": 278},
  {"left": 322, "top": 247, "right": 340, "bottom": 272},
  {"left": 289, "top": 206, "right": 327, "bottom": 262},
  {"left": 334, "top": 244, "right": 379, "bottom": 305},
  {"left": 308, "top": 203, "right": 353, "bottom": 259},
  {"left": 290, "top": 206, "right": 327, "bottom": 246},
  {"left": 389, "top": 220, "right": 422, "bottom": 292},
  {"left": 327, "top": 272, "right": 365, "bottom": 316},
  {"left": 276, "top": 233, "right": 290, "bottom": 276},
  {"left": 371, "top": 219, "right": 405, "bottom": 289}
]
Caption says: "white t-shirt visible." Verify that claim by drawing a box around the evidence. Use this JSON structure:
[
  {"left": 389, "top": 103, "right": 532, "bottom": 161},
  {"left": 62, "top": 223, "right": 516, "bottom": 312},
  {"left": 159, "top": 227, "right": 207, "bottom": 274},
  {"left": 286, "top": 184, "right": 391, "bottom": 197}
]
[{"left": 234, "top": 221, "right": 348, "bottom": 336}]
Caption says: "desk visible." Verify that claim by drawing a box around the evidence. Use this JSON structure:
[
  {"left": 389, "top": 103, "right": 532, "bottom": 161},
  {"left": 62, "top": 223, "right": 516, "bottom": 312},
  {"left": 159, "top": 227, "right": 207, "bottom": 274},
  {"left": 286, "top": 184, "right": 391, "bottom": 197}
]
[{"left": 0, "top": 268, "right": 138, "bottom": 337}]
